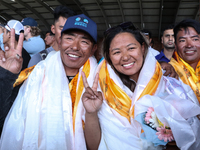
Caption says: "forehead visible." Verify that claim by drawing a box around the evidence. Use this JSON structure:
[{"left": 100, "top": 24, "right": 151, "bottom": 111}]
[
  {"left": 177, "top": 27, "right": 198, "bottom": 36},
  {"left": 111, "top": 32, "right": 137, "bottom": 45},
  {"left": 163, "top": 29, "right": 174, "bottom": 35},
  {"left": 55, "top": 16, "right": 67, "bottom": 26},
  {"left": 62, "top": 30, "right": 93, "bottom": 41}
]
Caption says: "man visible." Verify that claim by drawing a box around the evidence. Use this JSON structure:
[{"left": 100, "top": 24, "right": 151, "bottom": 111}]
[
  {"left": 141, "top": 29, "right": 178, "bottom": 79},
  {"left": 44, "top": 30, "right": 55, "bottom": 48},
  {"left": 156, "top": 24, "right": 175, "bottom": 62},
  {"left": 28, "top": 5, "right": 76, "bottom": 67},
  {"left": 21, "top": 17, "right": 45, "bottom": 57},
  {"left": 0, "top": 14, "right": 98, "bottom": 150},
  {"left": 169, "top": 19, "right": 200, "bottom": 103}
]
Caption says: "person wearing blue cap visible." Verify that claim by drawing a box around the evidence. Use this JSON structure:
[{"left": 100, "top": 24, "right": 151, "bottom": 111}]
[
  {"left": 0, "top": 14, "right": 98, "bottom": 150},
  {"left": 21, "top": 17, "right": 45, "bottom": 57},
  {"left": 27, "top": 5, "right": 76, "bottom": 67}
]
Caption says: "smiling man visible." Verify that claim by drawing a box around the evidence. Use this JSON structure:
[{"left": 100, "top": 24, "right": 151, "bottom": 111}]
[
  {"left": 28, "top": 5, "right": 76, "bottom": 67},
  {"left": 169, "top": 19, "right": 200, "bottom": 104},
  {"left": 0, "top": 14, "right": 98, "bottom": 150}
]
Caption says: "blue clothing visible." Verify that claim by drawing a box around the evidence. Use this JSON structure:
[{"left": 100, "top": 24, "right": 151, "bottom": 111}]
[
  {"left": 155, "top": 49, "right": 170, "bottom": 63},
  {"left": 28, "top": 46, "right": 55, "bottom": 67},
  {"left": 0, "top": 33, "right": 4, "bottom": 51},
  {"left": 23, "top": 35, "right": 45, "bottom": 57}
]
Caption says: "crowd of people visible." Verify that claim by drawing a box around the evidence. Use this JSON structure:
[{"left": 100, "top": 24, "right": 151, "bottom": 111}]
[{"left": 0, "top": 5, "right": 200, "bottom": 150}]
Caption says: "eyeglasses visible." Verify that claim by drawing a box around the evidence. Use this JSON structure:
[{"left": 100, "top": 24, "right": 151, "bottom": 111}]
[{"left": 104, "top": 21, "right": 137, "bottom": 36}]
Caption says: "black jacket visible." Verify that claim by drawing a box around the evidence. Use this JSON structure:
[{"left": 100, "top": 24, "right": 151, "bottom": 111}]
[{"left": 0, "top": 48, "right": 30, "bottom": 136}]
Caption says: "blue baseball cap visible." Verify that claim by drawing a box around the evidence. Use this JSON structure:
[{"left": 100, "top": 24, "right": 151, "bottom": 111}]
[
  {"left": 21, "top": 17, "right": 38, "bottom": 27},
  {"left": 61, "top": 14, "right": 97, "bottom": 43}
]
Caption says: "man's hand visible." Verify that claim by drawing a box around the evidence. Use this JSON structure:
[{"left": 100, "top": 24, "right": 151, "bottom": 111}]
[
  {"left": 0, "top": 29, "right": 23, "bottom": 74},
  {"left": 82, "top": 72, "right": 103, "bottom": 114},
  {"left": 160, "top": 62, "right": 178, "bottom": 79}
]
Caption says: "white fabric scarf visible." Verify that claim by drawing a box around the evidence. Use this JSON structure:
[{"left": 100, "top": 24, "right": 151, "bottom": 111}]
[{"left": 0, "top": 51, "right": 97, "bottom": 150}]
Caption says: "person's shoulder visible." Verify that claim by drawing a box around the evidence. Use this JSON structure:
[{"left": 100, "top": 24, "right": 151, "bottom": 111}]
[{"left": 148, "top": 47, "right": 159, "bottom": 56}]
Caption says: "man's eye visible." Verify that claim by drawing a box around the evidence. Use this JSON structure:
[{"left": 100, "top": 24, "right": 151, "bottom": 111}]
[
  {"left": 193, "top": 38, "right": 199, "bottom": 41},
  {"left": 128, "top": 47, "right": 135, "bottom": 50},
  {"left": 82, "top": 41, "right": 89, "bottom": 44}
]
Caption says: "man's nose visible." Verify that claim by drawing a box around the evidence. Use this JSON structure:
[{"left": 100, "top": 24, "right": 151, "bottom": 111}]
[{"left": 71, "top": 40, "right": 79, "bottom": 50}]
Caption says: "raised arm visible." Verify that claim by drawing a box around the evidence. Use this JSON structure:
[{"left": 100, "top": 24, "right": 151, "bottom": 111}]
[
  {"left": 82, "top": 71, "right": 103, "bottom": 150},
  {"left": 0, "top": 29, "right": 24, "bottom": 135}
]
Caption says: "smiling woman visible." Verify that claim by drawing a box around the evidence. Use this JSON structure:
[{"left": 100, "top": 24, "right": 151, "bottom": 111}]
[{"left": 82, "top": 22, "right": 200, "bottom": 150}]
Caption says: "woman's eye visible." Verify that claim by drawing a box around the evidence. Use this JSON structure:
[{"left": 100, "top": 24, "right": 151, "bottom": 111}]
[{"left": 113, "top": 51, "right": 120, "bottom": 55}]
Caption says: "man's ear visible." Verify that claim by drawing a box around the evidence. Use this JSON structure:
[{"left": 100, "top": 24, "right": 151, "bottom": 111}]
[
  {"left": 161, "top": 36, "right": 163, "bottom": 44},
  {"left": 51, "top": 25, "right": 55, "bottom": 34},
  {"left": 90, "top": 44, "right": 97, "bottom": 56},
  {"left": 27, "top": 27, "right": 31, "bottom": 33},
  {"left": 175, "top": 43, "right": 177, "bottom": 52},
  {"left": 58, "top": 36, "right": 62, "bottom": 49}
]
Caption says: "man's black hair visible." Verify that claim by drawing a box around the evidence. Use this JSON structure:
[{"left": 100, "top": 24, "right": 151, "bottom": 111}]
[
  {"left": 174, "top": 19, "right": 200, "bottom": 42},
  {"left": 161, "top": 24, "right": 175, "bottom": 36},
  {"left": 54, "top": 5, "right": 77, "bottom": 23},
  {"left": 46, "top": 30, "right": 55, "bottom": 36}
]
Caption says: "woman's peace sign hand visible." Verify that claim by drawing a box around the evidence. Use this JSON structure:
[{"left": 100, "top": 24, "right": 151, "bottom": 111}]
[{"left": 81, "top": 71, "right": 103, "bottom": 114}]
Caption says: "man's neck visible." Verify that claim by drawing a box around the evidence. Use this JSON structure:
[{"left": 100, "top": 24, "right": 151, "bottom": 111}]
[
  {"left": 65, "top": 67, "right": 79, "bottom": 77},
  {"left": 163, "top": 48, "right": 174, "bottom": 60},
  {"left": 52, "top": 42, "right": 59, "bottom": 51},
  {"left": 189, "top": 62, "right": 199, "bottom": 71},
  {"left": 25, "top": 34, "right": 32, "bottom": 41}
]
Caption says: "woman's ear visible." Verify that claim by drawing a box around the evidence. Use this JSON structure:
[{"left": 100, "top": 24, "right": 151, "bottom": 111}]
[
  {"left": 91, "top": 44, "right": 97, "bottom": 56},
  {"left": 141, "top": 42, "right": 145, "bottom": 54}
]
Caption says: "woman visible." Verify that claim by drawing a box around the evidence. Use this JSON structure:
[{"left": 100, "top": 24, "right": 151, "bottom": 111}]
[{"left": 82, "top": 22, "right": 200, "bottom": 150}]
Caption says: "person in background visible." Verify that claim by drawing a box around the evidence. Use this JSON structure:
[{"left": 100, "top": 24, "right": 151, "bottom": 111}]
[
  {"left": 170, "top": 19, "right": 200, "bottom": 105},
  {"left": 141, "top": 29, "right": 159, "bottom": 56},
  {"left": 44, "top": 30, "right": 55, "bottom": 48},
  {"left": 0, "top": 14, "right": 98, "bottom": 150},
  {"left": 3, "top": 20, "right": 30, "bottom": 71},
  {"left": 156, "top": 24, "right": 175, "bottom": 63},
  {"left": 21, "top": 17, "right": 45, "bottom": 57},
  {"left": 141, "top": 28, "right": 178, "bottom": 79},
  {"left": 0, "top": 24, "right": 5, "bottom": 51},
  {"left": 28, "top": 5, "right": 76, "bottom": 67}
]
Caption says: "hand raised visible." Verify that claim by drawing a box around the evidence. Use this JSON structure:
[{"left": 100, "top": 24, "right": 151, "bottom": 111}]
[
  {"left": 82, "top": 71, "right": 103, "bottom": 114},
  {"left": 0, "top": 29, "right": 23, "bottom": 74}
]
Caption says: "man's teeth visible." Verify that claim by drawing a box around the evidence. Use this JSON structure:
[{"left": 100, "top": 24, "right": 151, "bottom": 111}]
[
  {"left": 186, "top": 50, "right": 195, "bottom": 54},
  {"left": 123, "top": 62, "right": 134, "bottom": 67},
  {"left": 68, "top": 54, "right": 79, "bottom": 58}
]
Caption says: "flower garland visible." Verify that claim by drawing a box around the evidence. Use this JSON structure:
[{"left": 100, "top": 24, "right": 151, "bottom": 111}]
[{"left": 144, "top": 107, "right": 174, "bottom": 143}]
